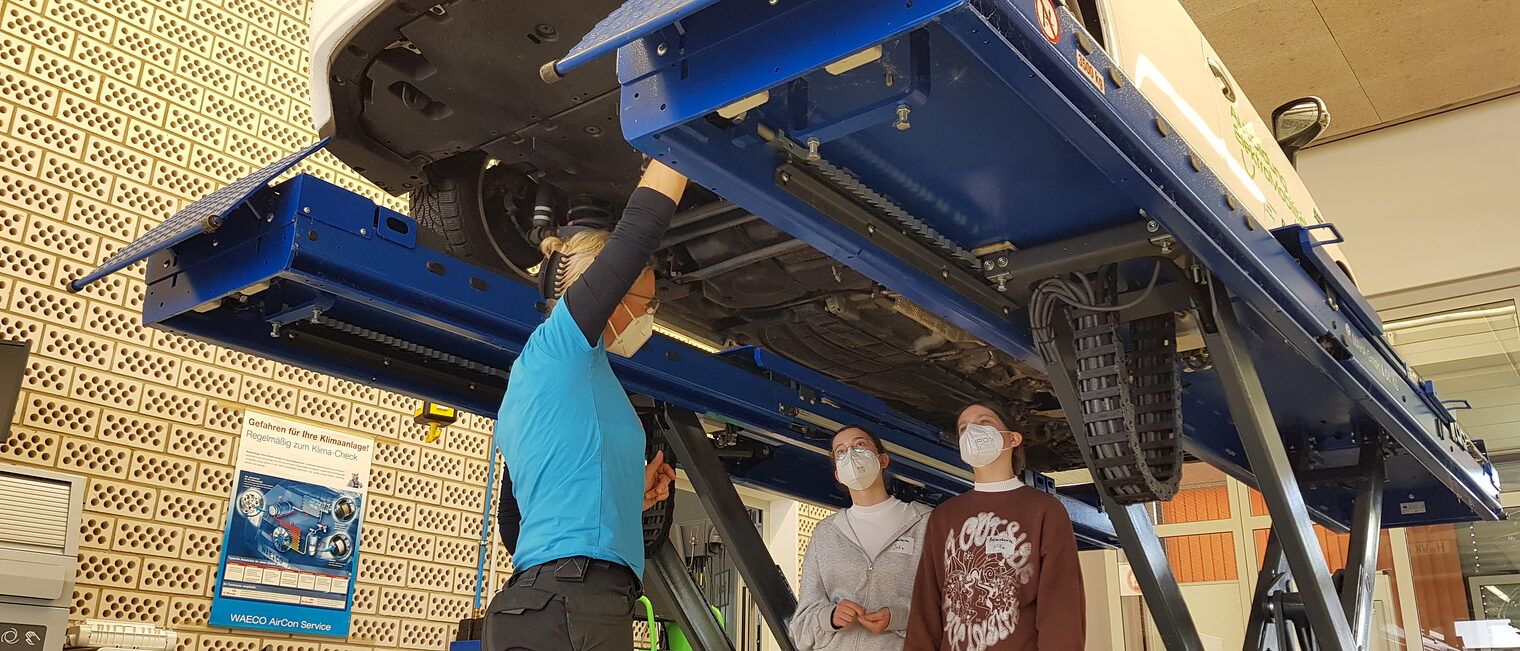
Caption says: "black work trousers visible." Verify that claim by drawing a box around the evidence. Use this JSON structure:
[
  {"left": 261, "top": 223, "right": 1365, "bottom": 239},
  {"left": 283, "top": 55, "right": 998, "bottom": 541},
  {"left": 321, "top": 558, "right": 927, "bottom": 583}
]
[{"left": 483, "top": 556, "right": 641, "bottom": 651}]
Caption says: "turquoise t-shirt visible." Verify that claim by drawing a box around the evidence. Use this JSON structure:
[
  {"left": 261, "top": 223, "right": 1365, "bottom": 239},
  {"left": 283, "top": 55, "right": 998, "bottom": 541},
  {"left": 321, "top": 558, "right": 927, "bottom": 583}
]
[{"left": 494, "top": 298, "right": 647, "bottom": 577}]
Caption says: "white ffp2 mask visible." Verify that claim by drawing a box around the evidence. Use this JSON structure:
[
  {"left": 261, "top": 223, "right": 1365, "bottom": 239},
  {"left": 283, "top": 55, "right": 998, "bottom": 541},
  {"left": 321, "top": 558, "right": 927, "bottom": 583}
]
[
  {"left": 959, "top": 423, "right": 1010, "bottom": 468},
  {"left": 605, "top": 304, "right": 655, "bottom": 357},
  {"left": 835, "top": 448, "right": 882, "bottom": 491},
  {"left": 604, "top": 268, "right": 658, "bottom": 358}
]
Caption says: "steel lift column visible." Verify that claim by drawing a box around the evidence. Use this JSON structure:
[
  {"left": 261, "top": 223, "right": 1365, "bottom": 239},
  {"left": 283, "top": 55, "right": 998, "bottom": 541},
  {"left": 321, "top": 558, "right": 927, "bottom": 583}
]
[
  {"left": 655, "top": 405, "right": 799, "bottom": 651},
  {"left": 1196, "top": 280, "right": 1353, "bottom": 650},
  {"left": 1339, "top": 436, "right": 1386, "bottom": 646},
  {"left": 1239, "top": 433, "right": 1386, "bottom": 651},
  {"left": 1201, "top": 279, "right": 1388, "bottom": 651},
  {"left": 998, "top": 218, "right": 1389, "bottom": 650},
  {"left": 1036, "top": 273, "right": 1371, "bottom": 651},
  {"left": 1033, "top": 263, "right": 1390, "bottom": 650},
  {"left": 645, "top": 541, "right": 738, "bottom": 651},
  {"left": 976, "top": 213, "right": 1402, "bottom": 651}
]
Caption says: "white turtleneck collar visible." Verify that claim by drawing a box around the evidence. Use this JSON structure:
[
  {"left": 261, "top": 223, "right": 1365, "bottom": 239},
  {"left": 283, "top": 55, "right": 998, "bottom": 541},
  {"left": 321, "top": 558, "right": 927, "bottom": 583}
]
[
  {"left": 849, "top": 497, "right": 898, "bottom": 514},
  {"left": 973, "top": 477, "right": 1025, "bottom": 493}
]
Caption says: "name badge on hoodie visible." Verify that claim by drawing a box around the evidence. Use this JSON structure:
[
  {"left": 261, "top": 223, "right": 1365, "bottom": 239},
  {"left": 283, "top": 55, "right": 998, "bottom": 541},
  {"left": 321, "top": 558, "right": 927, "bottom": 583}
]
[{"left": 890, "top": 537, "right": 914, "bottom": 555}]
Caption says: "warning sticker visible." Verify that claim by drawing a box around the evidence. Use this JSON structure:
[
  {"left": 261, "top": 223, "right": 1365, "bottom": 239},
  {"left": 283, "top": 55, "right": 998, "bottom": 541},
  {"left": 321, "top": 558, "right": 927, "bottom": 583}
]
[
  {"left": 1036, "top": 0, "right": 1061, "bottom": 44},
  {"left": 1076, "top": 52, "right": 1106, "bottom": 94}
]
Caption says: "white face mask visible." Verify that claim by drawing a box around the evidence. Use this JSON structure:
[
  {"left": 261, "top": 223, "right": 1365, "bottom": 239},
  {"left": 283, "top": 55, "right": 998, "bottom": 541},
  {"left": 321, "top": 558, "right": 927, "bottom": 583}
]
[
  {"left": 959, "top": 423, "right": 1010, "bottom": 468},
  {"left": 603, "top": 267, "right": 658, "bottom": 358},
  {"left": 835, "top": 447, "right": 883, "bottom": 491},
  {"left": 605, "top": 303, "right": 655, "bottom": 358}
]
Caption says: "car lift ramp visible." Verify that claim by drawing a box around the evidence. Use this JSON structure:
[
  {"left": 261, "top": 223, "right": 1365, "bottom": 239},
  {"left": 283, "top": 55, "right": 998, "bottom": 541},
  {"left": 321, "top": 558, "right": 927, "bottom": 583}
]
[{"left": 549, "top": 0, "right": 1502, "bottom": 648}]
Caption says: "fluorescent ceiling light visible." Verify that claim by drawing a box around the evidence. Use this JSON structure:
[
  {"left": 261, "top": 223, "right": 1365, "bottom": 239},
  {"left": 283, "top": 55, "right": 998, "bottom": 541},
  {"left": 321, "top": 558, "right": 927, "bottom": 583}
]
[{"left": 1385, "top": 304, "right": 1516, "bottom": 332}]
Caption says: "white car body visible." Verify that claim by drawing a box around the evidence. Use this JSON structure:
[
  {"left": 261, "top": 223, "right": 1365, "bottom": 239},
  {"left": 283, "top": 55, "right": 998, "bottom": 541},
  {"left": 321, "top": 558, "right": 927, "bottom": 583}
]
[
  {"left": 1094, "top": 0, "right": 1349, "bottom": 267},
  {"left": 309, "top": 0, "right": 389, "bottom": 137}
]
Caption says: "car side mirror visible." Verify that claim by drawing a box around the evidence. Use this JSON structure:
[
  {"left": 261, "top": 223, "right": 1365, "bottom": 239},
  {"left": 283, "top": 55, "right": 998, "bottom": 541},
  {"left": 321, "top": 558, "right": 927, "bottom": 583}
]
[{"left": 1271, "top": 97, "right": 1329, "bottom": 166}]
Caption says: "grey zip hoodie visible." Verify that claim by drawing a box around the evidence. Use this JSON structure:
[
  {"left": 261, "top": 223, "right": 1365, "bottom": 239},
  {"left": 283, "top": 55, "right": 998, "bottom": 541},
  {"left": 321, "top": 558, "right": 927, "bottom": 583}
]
[{"left": 789, "top": 500, "right": 933, "bottom": 651}]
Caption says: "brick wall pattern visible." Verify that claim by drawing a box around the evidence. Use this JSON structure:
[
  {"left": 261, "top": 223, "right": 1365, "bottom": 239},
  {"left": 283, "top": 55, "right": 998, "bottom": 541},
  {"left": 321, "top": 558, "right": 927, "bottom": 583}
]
[
  {"left": 795, "top": 503, "right": 835, "bottom": 579},
  {"left": 0, "top": 0, "right": 513, "bottom": 647}
]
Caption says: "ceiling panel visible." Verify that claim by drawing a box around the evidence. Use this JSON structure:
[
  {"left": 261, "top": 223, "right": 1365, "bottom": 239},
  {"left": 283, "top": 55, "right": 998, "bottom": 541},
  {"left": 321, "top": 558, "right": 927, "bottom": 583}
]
[
  {"left": 1186, "top": 0, "right": 1382, "bottom": 136},
  {"left": 1413, "top": 366, "right": 1519, "bottom": 400},
  {"left": 1465, "top": 423, "right": 1518, "bottom": 454},
  {"left": 1452, "top": 403, "right": 1520, "bottom": 429},
  {"left": 1178, "top": 0, "right": 1520, "bottom": 140},
  {"left": 1175, "top": 0, "right": 1260, "bottom": 22},
  {"left": 1313, "top": 0, "right": 1520, "bottom": 120}
]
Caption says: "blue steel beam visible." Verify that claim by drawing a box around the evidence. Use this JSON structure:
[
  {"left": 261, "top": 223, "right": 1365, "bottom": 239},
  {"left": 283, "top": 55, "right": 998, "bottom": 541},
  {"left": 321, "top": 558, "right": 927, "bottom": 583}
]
[
  {"left": 140, "top": 173, "right": 1119, "bottom": 549},
  {"left": 607, "top": 0, "right": 1501, "bottom": 525}
]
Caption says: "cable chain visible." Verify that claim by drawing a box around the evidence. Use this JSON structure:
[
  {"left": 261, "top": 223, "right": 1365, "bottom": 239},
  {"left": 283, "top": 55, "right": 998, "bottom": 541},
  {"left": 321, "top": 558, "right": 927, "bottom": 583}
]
[
  {"left": 1128, "top": 313, "right": 1184, "bottom": 493},
  {"left": 1065, "top": 270, "right": 1182, "bottom": 504}
]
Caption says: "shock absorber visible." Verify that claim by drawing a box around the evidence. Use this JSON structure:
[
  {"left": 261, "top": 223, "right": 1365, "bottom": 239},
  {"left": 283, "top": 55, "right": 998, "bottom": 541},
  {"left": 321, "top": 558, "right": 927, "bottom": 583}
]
[{"left": 530, "top": 182, "right": 556, "bottom": 247}]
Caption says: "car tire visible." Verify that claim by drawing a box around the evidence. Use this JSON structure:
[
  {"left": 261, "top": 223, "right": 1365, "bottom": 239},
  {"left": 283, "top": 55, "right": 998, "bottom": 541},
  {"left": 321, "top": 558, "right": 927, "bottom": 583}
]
[{"left": 408, "top": 150, "right": 542, "bottom": 281}]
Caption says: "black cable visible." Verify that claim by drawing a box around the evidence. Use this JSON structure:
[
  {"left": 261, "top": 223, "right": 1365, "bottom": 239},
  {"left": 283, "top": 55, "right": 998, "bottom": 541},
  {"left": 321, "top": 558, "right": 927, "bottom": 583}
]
[{"left": 1048, "top": 261, "right": 1163, "bottom": 312}]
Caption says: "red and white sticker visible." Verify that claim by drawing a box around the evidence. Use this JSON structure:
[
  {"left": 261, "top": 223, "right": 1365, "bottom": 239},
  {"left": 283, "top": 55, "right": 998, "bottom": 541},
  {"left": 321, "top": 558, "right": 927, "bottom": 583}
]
[{"left": 1035, "top": 0, "right": 1061, "bottom": 44}]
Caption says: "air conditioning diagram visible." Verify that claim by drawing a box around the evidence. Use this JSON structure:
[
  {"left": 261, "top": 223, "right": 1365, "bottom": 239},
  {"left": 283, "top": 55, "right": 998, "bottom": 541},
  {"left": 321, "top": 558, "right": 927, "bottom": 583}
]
[{"left": 231, "top": 476, "right": 362, "bottom": 567}]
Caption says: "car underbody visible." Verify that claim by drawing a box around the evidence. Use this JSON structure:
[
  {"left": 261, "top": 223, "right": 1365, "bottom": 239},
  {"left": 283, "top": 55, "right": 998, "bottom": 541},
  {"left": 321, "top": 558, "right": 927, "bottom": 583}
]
[{"left": 318, "top": 0, "right": 1082, "bottom": 470}]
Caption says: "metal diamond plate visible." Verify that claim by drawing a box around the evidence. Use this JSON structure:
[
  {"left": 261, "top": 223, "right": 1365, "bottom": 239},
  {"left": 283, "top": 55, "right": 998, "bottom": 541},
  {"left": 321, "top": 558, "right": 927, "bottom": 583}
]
[
  {"left": 555, "top": 0, "right": 721, "bottom": 74},
  {"left": 69, "top": 139, "right": 329, "bottom": 291}
]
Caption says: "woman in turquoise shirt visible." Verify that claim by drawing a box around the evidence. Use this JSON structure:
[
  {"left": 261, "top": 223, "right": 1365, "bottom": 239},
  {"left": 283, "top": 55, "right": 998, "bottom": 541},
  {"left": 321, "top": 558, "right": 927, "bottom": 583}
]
[{"left": 486, "top": 161, "right": 687, "bottom": 651}]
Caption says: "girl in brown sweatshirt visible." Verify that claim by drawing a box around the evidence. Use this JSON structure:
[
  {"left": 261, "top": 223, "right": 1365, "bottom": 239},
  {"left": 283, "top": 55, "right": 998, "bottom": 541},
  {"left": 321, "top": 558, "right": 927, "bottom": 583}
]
[{"left": 904, "top": 403, "right": 1085, "bottom": 651}]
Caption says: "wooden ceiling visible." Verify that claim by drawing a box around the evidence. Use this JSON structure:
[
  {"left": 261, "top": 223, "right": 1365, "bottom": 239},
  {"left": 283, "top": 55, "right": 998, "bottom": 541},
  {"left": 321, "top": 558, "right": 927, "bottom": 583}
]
[{"left": 1181, "top": 0, "right": 1520, "bottom": 141}]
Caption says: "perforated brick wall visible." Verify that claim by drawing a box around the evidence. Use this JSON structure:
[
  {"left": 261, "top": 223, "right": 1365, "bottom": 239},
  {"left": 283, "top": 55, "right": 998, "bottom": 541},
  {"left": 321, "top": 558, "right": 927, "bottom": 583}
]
[
  {"left": 797, "top": 503, "right": 836, "bottom": 579},
  {"left": 0, "top": 0, "right": 488, "bottom": 647}
]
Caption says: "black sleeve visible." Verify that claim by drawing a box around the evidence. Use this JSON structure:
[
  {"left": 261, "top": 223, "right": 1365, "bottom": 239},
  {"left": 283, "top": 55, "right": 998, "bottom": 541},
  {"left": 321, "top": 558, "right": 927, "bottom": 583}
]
[
  {"left": 496, "top": 465, "right": 521, "bottom": 554},
  {"left": 563, "top": 187, "right": 677, "bottom": 345}
]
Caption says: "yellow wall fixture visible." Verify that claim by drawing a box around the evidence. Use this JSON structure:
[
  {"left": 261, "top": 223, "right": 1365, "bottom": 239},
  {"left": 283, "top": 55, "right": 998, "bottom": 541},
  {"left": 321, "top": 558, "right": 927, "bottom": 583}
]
[{"left": 413, "top": 402, "right": 457, "bottom": 444}]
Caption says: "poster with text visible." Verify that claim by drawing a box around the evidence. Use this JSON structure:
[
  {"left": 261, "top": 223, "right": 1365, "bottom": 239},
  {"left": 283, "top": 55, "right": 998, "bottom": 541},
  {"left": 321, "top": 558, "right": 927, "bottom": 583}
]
[{"left": 210, "top": 411, "right": 373, "bottom": 636}]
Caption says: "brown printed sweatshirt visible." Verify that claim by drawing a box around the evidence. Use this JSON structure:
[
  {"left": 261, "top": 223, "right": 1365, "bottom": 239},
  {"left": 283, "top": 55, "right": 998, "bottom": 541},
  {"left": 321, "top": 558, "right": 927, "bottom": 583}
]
[{"left": 903, "top": 481, "right": 1085, "bottom": 651}]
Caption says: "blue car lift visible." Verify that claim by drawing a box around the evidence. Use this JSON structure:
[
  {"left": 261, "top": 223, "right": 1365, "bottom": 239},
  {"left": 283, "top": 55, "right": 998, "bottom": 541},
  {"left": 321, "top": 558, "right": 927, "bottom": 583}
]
[
  {"left": 72, "top": 155, "right": 1115, "bottom": 651},
  {"left": 75, "top": 0, "right": 1502, "bottom": 649}
]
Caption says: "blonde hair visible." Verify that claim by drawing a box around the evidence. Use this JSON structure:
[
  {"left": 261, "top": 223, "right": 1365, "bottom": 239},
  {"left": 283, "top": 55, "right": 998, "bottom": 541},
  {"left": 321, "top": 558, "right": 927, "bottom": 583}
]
[{"left": 540, "top": 229, "right": 610, "bottom": 299}]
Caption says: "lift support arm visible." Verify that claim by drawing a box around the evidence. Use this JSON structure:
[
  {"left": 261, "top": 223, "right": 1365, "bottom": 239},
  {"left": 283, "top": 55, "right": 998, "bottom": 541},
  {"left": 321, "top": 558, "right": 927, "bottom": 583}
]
[{"left": 657, "top": 404, "right": 799, "bottom": 650}]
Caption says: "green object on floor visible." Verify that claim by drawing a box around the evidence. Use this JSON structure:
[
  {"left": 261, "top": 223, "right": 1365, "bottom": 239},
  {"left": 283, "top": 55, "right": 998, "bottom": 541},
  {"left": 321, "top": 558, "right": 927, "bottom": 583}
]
[
  {"left": 668, "top": 604, "right": 722, "bottom": 651},
  {"left": 636, "top": 595, "right": 724, "bottom": 651}
]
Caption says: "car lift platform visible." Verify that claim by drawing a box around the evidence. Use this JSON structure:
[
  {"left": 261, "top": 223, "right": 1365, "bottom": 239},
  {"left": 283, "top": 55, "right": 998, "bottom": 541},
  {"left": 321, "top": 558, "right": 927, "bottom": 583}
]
[
  {"left": 549, "top": 0, "right": 1504, "bottom": 647},
  {"left": 76, "top": 0, "right": 1501, "bottom": 649},
  {"left": 78, "top": 170, "right": 1115, "bottom": 651}
]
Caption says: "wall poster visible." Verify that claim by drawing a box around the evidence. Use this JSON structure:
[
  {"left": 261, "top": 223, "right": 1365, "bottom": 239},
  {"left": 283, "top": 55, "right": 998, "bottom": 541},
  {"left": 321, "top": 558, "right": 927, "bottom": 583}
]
[{"left": 209, "top": 410, "right": 373, "bottom": 636}]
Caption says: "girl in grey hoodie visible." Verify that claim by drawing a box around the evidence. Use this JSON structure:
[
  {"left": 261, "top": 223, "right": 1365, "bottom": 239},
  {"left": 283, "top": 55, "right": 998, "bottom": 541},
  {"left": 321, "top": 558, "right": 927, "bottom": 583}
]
[{"left": 790, "top": 426, "right": 933, "bottom": 651}]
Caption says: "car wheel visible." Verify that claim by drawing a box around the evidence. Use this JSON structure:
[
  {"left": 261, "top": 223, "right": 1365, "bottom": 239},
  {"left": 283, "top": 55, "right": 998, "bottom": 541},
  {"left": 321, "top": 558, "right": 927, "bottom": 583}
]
[{"left": 408, "top": 150, "right": 542, "bottom": 281}]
